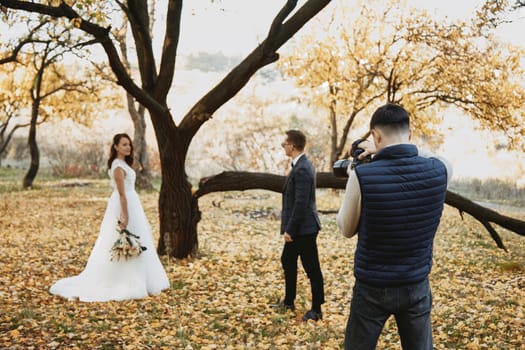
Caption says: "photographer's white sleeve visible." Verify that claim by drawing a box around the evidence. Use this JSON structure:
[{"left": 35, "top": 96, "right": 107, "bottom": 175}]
[{"left": 336, "top": 171, "right": 361, "bottom": 238}]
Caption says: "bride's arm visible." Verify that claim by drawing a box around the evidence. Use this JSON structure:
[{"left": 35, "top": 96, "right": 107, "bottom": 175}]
[{"left": 113, "top": 167, "right": 129, "bottom": 229}]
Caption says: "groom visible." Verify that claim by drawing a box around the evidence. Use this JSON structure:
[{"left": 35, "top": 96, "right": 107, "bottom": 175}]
[{"left": 272, "top": 130, "right": 325, "bottom": 321}]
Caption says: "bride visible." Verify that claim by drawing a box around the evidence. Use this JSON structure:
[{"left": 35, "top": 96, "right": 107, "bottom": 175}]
[{"left": 50, "top": 133, "right": 170, "bottom": 302}]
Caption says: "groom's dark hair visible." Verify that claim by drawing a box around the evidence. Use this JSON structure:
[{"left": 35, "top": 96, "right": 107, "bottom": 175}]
[{"left": 286, "top": 130, "right": 306, "bottom": 151}]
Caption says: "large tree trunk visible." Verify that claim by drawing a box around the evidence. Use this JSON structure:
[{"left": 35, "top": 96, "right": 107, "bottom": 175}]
[
  {"left": 196, "top": 171, "right": 525, "bottom": 251},
  {"left": 150, "top": 113, "right": 200, "bottom": 258},
  {"left": 157, "top": 165, "right": 200, "bottom": 258}
]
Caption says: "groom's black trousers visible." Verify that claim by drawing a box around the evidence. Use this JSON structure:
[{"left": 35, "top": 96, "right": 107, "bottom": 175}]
[{"left": 281, "top": 233, "right": 325, "bottom": 311}]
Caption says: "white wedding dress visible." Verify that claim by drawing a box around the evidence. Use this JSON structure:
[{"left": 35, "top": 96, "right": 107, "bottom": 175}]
[{"left": 50, "top": 159, "right": 170, "bottom": 302}]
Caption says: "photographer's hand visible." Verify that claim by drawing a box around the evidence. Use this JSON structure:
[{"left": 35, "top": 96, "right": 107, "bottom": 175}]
[{"left": 356, "top": 139, "right": 376, "bottom": 160}]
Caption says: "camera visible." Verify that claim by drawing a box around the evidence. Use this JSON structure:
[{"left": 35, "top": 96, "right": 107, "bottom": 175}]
[{"left": 332, "top": 138, "right": 372, "bottom": 177}]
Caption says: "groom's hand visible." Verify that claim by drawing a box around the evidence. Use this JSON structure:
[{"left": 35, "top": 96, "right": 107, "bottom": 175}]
[{"left": 284, "top": 233, "right": 293, "bottom": 242}]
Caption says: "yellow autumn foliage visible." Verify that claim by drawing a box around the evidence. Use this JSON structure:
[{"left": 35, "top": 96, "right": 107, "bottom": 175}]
[
  {"left": 280, "top": 0, "right": 525, "bottom": 157},
  {"left": 0, "top": 175, "right": 523, "bottom": 349}
]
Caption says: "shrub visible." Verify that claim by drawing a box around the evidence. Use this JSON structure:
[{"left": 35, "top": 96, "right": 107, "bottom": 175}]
[
  {"left": 47, "top": 141, "right": 107, "bottom": 178},
  {"left": 450, "top": 178, "right": 525, "bottom": 206}
]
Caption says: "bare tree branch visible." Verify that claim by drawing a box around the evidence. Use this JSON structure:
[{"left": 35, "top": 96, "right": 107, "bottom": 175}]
[
  {"left": 155, "top": 0, "right": 182, "bottom": 102},
  {"left": 263, "top": 0, "right": 298, "bottom": 54},
  {"left": 0, "top": 106, "right": 31, "bottom": 156},
  {"left": 0, "top": 20, "right": 46, "bottom": 64},
  {"left": 40, "top": 81, "right": 86, "bottom": 99},
  {"left": 179, "top": 0, "right": 332, "bottom": 143},
  {"left": 126, "top": 0, "right": 157, "bottom": 92},
  {"left": 0, "top": 0, "right": 168, "bottom": 116}
]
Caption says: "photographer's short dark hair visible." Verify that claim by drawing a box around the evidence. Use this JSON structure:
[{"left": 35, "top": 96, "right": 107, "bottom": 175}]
[
  {"left": 370, "top": 103, "right": 410, "bottom": 133},
  {"left": 286, "top": 130, "right": 306, "bottom": 151}
]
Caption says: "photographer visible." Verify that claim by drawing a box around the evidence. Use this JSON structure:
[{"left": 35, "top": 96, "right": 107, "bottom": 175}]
[{"left": 336, "top": 104, "right": 452, "bottom": 350}]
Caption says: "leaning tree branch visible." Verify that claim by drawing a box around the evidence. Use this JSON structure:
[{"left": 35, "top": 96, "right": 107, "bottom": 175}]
[
  {"left": 178, "top": 0, "right": 332, "bottom": 143},
  {"left": 126, "top": 0, "right": 157, "bottom": 92},
  {"left": 195, "top": 171, "right": 525, "bottom": 250},
  {"left": 263, "top": 0, "right": 298, "bottom": 54},
  {"left": 0, "top": 38, "right": 29, "bottom": 64},
  {"left": 155, "top": 0, "right": 182, "bottom": 103}
]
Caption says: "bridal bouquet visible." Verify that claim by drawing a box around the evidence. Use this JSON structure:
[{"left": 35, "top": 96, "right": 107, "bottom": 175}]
[{"left": 110, "top": 225, "right": 147, "bottom": 261}]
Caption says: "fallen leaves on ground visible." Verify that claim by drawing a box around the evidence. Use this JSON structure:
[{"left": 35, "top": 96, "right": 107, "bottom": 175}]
[{"left": 0, "top": 180, "right": 524, "bottom": 349}]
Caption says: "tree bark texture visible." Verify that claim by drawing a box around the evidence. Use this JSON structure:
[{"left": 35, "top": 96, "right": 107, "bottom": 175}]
[
  {"left": 150, "top": 113, "right": 200, "bottom": 258},
  {"left": 196, "top": 171, "right": 525, "bottom": 251}
]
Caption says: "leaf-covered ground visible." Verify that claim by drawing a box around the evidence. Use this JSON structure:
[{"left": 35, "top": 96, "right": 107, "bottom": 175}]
[{"left": 1, "top": 179, "right": 524, "bottom": 349}]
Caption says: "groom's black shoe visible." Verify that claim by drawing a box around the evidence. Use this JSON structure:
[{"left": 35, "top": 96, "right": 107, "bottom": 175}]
[
  {"left": 270, "top": 300, "right": 295, "bottom": 312},
  {"left": 302, "top": 309, "right": 322, "bottom": 322}
]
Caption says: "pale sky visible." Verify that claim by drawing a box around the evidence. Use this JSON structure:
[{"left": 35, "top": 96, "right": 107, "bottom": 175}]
[
  {"left": 3, "top": 1, "right": 523, "bottom": 55},
  {"left": 170, "top": 0, "right": 525, "bottom": 56},
  {"left": 3, "top": 0, "right": 524, "bottom": 181}
]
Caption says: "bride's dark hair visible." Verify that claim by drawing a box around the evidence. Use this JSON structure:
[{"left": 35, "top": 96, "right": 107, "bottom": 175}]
[{"left": 107, "top": 133, "right": 134, "bottom": 170}]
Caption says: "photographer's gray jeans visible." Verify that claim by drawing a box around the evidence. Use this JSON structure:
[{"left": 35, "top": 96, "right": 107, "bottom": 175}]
[{"left": 344, "top": 277, "right": 433, "bottom": 350}]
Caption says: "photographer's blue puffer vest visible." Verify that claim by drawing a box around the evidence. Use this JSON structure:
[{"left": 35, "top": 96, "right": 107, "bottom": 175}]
[{"left": 354, "top": 144, "right": 448, "bottom": 287}]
